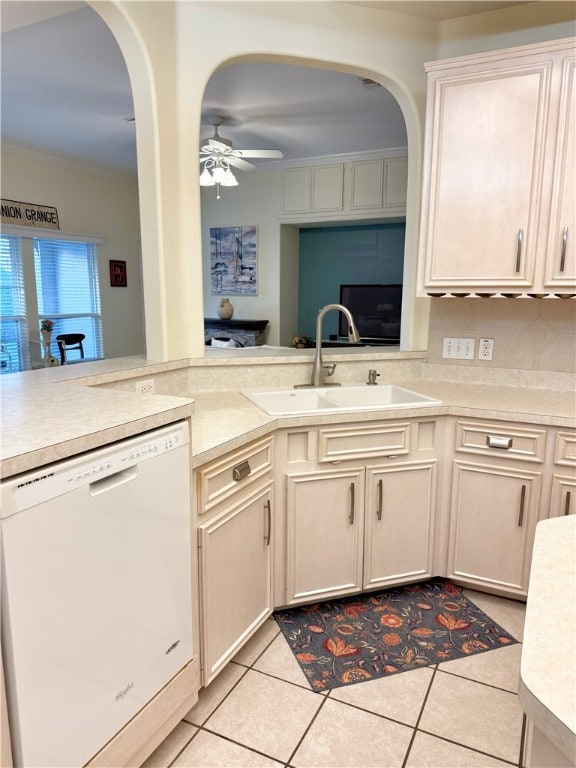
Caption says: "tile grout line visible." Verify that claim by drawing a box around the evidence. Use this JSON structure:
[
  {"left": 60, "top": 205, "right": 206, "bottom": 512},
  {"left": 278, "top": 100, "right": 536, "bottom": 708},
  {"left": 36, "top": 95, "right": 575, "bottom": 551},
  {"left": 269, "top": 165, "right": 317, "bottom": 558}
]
[
  {"left": 284, "top": 688, "right": 331, "bottom": 768},
  {"left": 435, "top": 665, "right": 521, "bottom": 696},
  {"left": 401, "top": 663, "right": 438, "bottom": 768}
]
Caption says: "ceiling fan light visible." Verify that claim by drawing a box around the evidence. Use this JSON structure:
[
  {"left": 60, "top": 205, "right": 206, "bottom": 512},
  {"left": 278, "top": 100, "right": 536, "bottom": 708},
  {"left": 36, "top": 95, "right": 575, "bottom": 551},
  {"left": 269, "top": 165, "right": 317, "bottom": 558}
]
[
  {"left": 199, "top": 168, "right": 215, "bottom": 186},
  {"left": 220, "top": 169, "right": 238, "bottom": 187},
  {"left": 211, "top": 165, "right": 227, "bottom": 184}
]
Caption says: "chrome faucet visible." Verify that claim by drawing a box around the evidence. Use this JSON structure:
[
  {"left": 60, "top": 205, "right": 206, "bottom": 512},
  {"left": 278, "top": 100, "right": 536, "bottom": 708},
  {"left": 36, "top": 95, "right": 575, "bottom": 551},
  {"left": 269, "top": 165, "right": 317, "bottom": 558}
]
[
  {"left": 367, "top": 369, "right": 380, "bottom": 385},
  {"left": 308, "top": 304, "right": 361, "bottom": 387}
]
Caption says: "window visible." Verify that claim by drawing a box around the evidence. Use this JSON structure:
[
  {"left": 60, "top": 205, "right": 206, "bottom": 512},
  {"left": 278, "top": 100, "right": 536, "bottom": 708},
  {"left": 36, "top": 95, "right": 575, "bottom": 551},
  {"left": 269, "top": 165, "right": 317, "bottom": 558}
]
[
  {"left": 0, "top": 233, "right": 103, "bottom": 372},
  {"left": 0, "top": 235, "right": 28, "bottom": 374}
]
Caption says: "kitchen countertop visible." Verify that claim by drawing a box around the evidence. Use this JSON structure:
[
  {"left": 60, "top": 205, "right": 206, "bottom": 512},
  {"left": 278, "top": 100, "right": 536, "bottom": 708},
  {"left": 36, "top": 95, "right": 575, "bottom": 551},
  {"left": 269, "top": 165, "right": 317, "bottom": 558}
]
[
  {"left": 519, "top": 515, "right": 576, "bottom": 763},
  {"left": 0, "top": 356, "right": 574, "bottom": 476}
]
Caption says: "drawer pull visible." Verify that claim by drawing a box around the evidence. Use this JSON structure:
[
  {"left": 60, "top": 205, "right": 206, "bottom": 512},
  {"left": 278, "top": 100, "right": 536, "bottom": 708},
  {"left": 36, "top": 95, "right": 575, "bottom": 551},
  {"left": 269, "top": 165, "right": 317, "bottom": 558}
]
[
  {"left": 564, "top": 490, "right": 572, "bottom": 517},
  {"left": 518, "top": 484, "right": 526, "bottom": 527},
  {"left": 264, "top": 500, "right": 272, "bottom": 545},
  {"left": 377, "top": 478, "right": 383, "bottom": 521},
  {"left": 560, "top": 226, "right": 568, "bottom": 272},
  {"left": 349, "top": 483, "right": 355, "bottom": 525},
  {"left": 232, "top": 460, "right": 251, "bottom": 481},
  {"left": 486, "top": 435, "right": 513, "bottom": 450},
  {"left": 515, "top": 229, "right": 524, "bottom": 273}
]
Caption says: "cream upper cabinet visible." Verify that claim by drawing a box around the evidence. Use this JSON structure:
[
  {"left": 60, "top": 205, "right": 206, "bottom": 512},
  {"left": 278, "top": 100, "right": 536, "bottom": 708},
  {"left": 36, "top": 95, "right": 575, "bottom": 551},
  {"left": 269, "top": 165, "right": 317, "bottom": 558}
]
[
  {"left": 281, "top": 157, "right": 407, "bottom": 219},
  {"left": 281, "top": 165, "right": 343, "bottom": 215},
  {"left": 418, "top": 38, "right": 576, "bottom": 297},
  {"left": 544, "top": 52, "right": 576, "bottom": 288}
]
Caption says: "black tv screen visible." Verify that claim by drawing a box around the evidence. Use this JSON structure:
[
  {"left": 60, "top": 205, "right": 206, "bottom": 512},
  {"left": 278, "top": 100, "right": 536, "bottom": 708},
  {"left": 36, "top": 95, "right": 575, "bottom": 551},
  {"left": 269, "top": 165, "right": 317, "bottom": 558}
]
[{"left": 339, "top": 284, "right": 402, "bottom": 344}]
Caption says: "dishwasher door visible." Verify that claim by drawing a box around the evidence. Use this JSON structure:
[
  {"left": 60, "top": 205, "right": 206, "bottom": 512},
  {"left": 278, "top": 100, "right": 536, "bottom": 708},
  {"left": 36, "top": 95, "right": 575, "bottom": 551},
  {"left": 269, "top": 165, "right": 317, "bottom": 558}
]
[{"left": 1, "top": 422, "right": 193, "bottom": 768}]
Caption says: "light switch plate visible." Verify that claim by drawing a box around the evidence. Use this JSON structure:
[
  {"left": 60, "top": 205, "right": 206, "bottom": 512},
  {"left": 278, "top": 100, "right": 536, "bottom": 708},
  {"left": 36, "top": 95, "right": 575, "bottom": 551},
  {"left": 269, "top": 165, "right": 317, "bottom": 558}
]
[{"left": 442, "top": 337, "right": 475, "bottom": 359}]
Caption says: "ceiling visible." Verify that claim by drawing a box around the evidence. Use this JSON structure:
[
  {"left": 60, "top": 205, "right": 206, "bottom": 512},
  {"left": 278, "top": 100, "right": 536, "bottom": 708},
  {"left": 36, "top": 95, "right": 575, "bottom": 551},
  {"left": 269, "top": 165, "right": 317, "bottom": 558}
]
[{"left": 1, "top": 1, "right": 537, "bottom": 177}]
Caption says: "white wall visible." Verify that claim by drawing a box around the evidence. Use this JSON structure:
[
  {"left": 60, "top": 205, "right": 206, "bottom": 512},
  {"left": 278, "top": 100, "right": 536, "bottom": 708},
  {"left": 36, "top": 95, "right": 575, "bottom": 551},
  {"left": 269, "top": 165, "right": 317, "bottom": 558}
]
[{"left": 1, "top": 147, "right": 145, "bottom": 358}]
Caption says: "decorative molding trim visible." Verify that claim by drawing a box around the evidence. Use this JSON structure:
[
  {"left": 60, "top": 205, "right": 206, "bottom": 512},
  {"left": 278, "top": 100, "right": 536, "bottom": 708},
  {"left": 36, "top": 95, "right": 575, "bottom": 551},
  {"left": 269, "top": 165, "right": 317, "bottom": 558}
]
[
  {"left": 251, "top": 146, "right": 408, "bottom": 171},
  {"left": 1, "top": 143, "right": 137, "bottom": 184}
]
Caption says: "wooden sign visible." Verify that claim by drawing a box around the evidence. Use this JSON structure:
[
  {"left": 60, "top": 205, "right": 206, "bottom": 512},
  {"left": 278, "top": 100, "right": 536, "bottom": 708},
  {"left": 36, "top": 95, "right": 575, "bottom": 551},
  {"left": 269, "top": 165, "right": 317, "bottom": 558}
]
[{"left": 1, "top": 198, "right": 59, "bottom": 230}]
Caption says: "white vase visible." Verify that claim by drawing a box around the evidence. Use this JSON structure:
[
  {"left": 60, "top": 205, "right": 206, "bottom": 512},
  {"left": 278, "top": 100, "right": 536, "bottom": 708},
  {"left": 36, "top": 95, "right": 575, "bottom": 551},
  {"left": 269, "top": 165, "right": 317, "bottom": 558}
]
[{"left": 217, "top": 298, "right": 234, "bottom": 320}]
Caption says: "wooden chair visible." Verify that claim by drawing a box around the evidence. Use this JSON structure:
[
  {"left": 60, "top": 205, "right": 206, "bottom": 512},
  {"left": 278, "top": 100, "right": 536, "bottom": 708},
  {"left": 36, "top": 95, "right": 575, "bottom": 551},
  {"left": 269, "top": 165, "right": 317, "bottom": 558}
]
[{"left": 56, "top": 333, "right": 85, "bottom": 365}]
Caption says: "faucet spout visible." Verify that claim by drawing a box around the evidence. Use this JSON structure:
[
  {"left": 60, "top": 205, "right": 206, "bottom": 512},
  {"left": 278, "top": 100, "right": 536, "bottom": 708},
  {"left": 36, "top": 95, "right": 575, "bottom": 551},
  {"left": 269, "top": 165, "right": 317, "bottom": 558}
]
[{"left": 310, "top": 304, "right": 361, "bottom": 387}]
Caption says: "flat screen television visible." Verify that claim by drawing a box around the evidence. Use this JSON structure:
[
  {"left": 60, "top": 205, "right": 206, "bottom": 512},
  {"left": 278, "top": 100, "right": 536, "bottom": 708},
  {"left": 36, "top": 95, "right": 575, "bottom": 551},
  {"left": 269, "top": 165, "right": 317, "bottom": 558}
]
[{"left": 339, "top": 284, "right": 402, "bottom": 344}]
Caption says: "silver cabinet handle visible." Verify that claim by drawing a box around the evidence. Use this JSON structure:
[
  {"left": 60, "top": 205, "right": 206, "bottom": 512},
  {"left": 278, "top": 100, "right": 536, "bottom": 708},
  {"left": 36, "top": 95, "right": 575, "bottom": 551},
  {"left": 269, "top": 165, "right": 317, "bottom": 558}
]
[
  {"left": 560, "top": 226, "right": 569, "bottom": 272},
  {"left": 486, "top": 435, "right": 513, "bottom": 450},
  {"left": 233, "top": 460, "right": 251, "bottom": 481},
  {"left": 264, "top": 499, "right": 271, "bottom": 545},
  {"left": 515, "top": 229, "right": 524, "bottom": 273},
  {"left": 349, "top": 483, "right": 355, "bottom": 525},
  {"left": 376, "top": 478, "right": 383, "bottom": 521},
  {"left": 518, "top": 484, "right": 526, "bottom": 527},
  {"left": 564, "top": 490, "right": 572, "bottom": 517}
]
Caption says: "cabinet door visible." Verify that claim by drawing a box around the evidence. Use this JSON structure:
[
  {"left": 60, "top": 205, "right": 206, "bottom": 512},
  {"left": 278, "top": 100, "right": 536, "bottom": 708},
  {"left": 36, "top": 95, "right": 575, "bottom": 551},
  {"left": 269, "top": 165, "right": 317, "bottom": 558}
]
[
  {"left": 350, "top": 160, "right": 384, "bottom": 209},
  {"left": 544, "top": 54, "right": 576, "bottom": 288},
  {"left": 285, "top": 468, "right": 364, "bottom": 604},
  {"left": 448, "top": 461, "right": 542, "bottom": 596},
  {"left": 364, "top": 461, "right": 437, "bottom": 590},
  {"left": 420, "top": 57, "right": 552, "bottom": 291},
  {"left": 199, "top": 483, "right": 273, "bottom": 684},
  {"left": 384, "top": 157, "right": 408, "bottom": 209},
  {"left": 549, "top": 474, "right": 576, "bottom": 517},
  {"left": 282, "top": 169, "right": 311, "bottom": 213},
  {"left": 311, "top": 165, "right": 343, "bottom": 212}
]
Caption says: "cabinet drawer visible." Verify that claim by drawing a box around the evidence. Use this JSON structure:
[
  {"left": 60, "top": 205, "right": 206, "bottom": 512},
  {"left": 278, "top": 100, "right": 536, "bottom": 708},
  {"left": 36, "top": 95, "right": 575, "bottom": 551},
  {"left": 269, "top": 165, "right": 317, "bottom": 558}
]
[
  {"left": 554, "top": 430, "right": 576, "bottom": 467},
  {"left": 455, "top": 421, "right": 546, "bottom": 463},
  {"left": 198, "top": 436, "right": 273, "bottom": 514},
  {"left": 318, "top": 422, "right": 410, "bottom": 463}
]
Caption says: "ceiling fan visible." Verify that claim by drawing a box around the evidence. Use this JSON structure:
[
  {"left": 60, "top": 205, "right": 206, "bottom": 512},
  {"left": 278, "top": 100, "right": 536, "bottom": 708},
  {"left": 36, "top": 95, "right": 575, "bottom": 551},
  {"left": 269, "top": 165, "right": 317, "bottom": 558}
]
[{"left": 199, "top": 116, "right": 283, "bottom": 198}]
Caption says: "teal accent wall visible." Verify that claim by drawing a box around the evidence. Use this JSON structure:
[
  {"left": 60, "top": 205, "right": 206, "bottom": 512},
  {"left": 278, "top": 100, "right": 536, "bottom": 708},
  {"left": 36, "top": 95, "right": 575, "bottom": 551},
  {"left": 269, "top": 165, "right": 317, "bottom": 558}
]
[{"left": 298, "top": 222, "right": 405, "bottom": 339}]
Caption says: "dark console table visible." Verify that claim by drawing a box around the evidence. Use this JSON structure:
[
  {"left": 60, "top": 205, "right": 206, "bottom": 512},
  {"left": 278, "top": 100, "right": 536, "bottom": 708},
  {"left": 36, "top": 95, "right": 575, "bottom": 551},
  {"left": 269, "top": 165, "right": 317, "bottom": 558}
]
[{"left": 204, "top": 318, "right": 269, "bottom": 347}]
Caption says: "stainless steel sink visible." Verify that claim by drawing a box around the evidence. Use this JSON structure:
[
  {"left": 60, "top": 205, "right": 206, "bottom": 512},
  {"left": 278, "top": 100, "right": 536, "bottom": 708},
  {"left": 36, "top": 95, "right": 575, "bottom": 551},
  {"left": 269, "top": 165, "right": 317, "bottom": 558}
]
[{"left": 242, "top": 384, "right": 441, "bottom": 416}]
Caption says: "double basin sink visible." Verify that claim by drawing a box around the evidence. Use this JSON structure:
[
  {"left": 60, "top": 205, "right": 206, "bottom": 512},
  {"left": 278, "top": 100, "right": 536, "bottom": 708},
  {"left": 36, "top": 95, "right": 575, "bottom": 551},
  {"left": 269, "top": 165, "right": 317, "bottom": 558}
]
[{"left": 242, "top": 384, "right": 442, "bottom": 416}]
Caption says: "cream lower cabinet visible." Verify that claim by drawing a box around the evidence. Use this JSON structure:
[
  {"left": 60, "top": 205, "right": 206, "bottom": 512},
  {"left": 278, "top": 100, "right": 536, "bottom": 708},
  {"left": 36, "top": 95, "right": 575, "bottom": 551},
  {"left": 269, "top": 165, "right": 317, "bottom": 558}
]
[
  {"left": 196, "top": 436, "right": 274, "bottom": 685},
  {"left": 549, "top": 428, "right": 576, "bottom": 517},
  {"left": 447, "top": 419, "right": 546, "bottom": 597},
  {"left": 277, "top": 419, "right": 439, "bottom": 606},
  {"left": 286, "top": 467, "right": 365, "bottom": 604},
  {"left": 448, "top": 461, "right": 541, "bottom": 597},
  {"left": 364, "top": 461, "right": 437, "bottom": 590}
]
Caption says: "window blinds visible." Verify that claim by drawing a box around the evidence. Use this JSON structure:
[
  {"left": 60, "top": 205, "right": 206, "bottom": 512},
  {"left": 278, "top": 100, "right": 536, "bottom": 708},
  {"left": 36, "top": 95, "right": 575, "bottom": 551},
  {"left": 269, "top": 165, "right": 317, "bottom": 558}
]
[
  {"left": 34, "top": 239, "right": 103, "bottom": 360},
  {"left": 0, "top": 235, "right": 28, "bottom": 373}
]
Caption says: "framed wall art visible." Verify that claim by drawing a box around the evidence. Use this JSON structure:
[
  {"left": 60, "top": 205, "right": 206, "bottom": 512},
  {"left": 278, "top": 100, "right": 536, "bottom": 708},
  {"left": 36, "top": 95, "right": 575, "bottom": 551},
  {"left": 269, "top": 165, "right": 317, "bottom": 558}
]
[
  {"left": 109, "top": 259, "right": 127, "bottom": 287},
  {"left": 210, "top": 226, "right": 258, "bottom": 296}
]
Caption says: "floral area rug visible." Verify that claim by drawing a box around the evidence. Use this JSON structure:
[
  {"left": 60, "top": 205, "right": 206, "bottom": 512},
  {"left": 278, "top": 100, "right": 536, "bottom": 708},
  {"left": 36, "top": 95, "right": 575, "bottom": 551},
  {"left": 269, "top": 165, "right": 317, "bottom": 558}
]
[{"left": 273, "top": 579, "right": 518, "bottom": 691}]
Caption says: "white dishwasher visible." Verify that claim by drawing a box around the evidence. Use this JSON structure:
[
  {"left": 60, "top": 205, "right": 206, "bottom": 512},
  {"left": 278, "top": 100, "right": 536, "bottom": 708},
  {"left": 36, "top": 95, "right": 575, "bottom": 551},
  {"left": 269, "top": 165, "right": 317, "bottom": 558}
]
[{"left": 1, "top": 421, "right": 194, "bottom": 768}]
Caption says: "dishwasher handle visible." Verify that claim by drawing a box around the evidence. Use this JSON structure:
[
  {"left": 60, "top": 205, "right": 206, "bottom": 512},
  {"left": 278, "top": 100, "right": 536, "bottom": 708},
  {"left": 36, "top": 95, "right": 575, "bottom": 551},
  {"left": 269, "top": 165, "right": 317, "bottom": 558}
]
[{"left": 89, "top": 467, "right": 138, "bottom": 496}]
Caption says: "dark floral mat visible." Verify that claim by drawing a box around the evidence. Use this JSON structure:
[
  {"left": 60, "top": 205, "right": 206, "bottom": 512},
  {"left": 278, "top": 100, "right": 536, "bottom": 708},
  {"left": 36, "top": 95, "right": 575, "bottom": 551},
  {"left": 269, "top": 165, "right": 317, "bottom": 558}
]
[{"left": 273, "top": 579, "right": 517, "bottom": 691}]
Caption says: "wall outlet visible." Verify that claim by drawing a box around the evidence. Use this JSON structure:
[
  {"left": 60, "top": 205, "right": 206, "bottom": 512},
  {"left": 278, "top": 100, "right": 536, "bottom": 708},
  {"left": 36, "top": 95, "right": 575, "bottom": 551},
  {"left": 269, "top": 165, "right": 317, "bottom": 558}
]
[
  {"left": 478, "top": 338, "right": 494, "bottom": 361},
  {"left": 442, "top": 337, "right": 475, "bottom": 360},
  {"left": 136, "top": 379, "right": 155, "bottom": 394}
]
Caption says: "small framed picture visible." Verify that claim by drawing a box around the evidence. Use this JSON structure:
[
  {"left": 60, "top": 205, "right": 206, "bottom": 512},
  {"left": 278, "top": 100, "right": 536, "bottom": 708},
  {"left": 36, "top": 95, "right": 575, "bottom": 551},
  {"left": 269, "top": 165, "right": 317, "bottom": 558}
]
[{"left": 109, "top": 259, "right": 127, "bottom": 287}]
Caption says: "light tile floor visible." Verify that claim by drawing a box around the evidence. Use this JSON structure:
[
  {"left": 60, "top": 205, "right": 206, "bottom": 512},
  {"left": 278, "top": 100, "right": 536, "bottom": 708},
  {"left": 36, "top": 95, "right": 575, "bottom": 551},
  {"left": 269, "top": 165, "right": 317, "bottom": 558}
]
[{"left": 142, "top": 590, "right": 527, "bottom": 768}]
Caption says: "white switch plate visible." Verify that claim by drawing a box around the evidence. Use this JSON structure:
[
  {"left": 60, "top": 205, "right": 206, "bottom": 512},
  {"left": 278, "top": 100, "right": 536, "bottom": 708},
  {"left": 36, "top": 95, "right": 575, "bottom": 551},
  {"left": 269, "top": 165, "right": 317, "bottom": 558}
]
[
  {"left": 136, "top": 379, "right": 155, "bottom": 393},
  {"left": 442, "top": 337, "right": 475, "bottom": 360},
  {"left": 478, "top": 338, "right": 494, "bottom": 361}
]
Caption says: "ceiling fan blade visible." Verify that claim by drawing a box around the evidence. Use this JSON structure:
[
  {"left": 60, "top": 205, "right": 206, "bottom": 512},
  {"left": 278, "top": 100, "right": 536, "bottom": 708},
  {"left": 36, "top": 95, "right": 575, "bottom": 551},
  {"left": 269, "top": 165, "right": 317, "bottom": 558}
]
[
  {"left": 208, "top": 138, "right": 230, "bottom": 151},
  {"left": 227, "top": 156, "right": 257, "bottom": 171},
  {"left": 235, "top": 149, "right": 284, "bottom": 159}
]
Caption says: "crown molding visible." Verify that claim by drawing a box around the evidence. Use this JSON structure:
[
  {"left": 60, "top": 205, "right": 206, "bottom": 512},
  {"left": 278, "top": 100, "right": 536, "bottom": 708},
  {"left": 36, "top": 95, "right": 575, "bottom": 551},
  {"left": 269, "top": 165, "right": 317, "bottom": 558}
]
[
  {"left": 253, "top": 146, "right": 408, "bottom": 171},
  {"left": 1, "top": 143, "right": 138, "bottom": 185}
]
